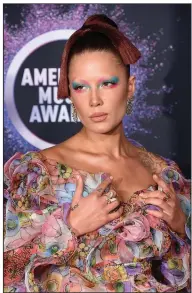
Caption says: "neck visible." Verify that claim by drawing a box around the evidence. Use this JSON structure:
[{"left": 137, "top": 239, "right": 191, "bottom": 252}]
[{"left": 78, "top": 123, "right": 132, "bottom": 159}]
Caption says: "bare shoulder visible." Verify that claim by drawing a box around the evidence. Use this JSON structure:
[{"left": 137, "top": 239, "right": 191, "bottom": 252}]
[
  {"left": 134, "top": 145, "right": 168, "bottom": 174},
  {"left": 39, "top": 144, "right": 66, "bottom": 162},
  {"left": 39, "top": 134, "right": 84, "bottom": 165}
]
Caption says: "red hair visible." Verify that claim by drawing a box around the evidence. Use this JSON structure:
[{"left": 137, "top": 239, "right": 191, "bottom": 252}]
[{"left": 58, "top": 14, "right": 141, "bottom": 99}]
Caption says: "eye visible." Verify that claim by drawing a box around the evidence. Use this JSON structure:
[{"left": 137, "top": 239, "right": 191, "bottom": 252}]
[
  {"left": 73, "top": 85, "right": 85, "bottom": 91},
  {"left": 101, "top": 81, "right": 117, "bottom": 88},
  {"left": 103, "top": 81, "right": 113, "bottom": 87}
]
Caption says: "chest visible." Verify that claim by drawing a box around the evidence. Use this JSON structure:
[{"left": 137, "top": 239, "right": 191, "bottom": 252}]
[
  {"left": 98, "top": 158, "right": 156, "bottom": 202},
  {"left": 55, "top": 149, "right": 158, "bottom": 202}
]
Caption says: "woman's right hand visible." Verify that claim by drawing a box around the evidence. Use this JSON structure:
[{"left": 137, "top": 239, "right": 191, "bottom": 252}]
[{"left": 67, "top": 175, "right": 123, "bottom": 236}]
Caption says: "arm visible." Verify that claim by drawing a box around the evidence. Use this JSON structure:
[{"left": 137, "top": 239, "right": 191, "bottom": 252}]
[
  {"left": 159, "top": 158, "right": 190, "bottom": 240},
  {"left": 4, "top": 152, "right": 78, "bottom": 292},
  {"left": 138, "top": 148, "right": 191, "bottom": 239},
  {"left": 138, "top": 156, "right": 190, "bottom": 291}
]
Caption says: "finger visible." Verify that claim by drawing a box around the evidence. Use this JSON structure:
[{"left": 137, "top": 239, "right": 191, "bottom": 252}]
[
  {"left": 105, "top": 198, "right": 121, "bottom": 213},
  {"left": 71, "top": 174, "right": 84, "bottom": 205},
  {"left": 146, "top": 209, "right": 163, "bottom": 218},
  {"left": 107, "top": 205, "right": 124, "bottom": 221},
  {"left": 139, "top": 191, "right": 175, "bottom": 208},
  {"left": 141, "top": 198, "right": 171, "bottom": 215},
  {"left": 146, "top": 209, "right": 170, "bottom": 222},
  {"left": 100, "top": 193, "right": 119, "bottom": 207},
  {"left": 153, "top": 174, "right": 173, "bottom": 194},
  {"left": 169, "top": 180, "right": 175, "bottom": 194},
  {"left": 95, "top": 176, "right": 113, "bottom": 196},
  {"left": 104, "top": 190, "right": 117, "bottom": 199},
  {"left": 139, "top": 190, "right": 171, "bottom": 201}
]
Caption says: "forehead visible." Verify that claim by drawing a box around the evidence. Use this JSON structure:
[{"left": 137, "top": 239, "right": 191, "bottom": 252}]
[{"left": 68, "top": 51, "right": 125, "bottom": 80}]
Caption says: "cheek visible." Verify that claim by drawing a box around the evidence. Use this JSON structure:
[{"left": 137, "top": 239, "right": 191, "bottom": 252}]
[
  {"left": 109, "top": 88, "right": 127, "bottom": 107},
  {"left": 73, "top": 98, "right": 89, "bottom": 117}
]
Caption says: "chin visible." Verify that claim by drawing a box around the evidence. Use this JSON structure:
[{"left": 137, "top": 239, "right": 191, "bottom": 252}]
[{"left": 88, "top": 121, "right": 122, "bottom": 134}]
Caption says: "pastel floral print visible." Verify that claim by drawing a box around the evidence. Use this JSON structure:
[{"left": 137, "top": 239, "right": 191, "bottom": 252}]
[{"left": 4, "top": 150, "right": 190, "bottom": 292}]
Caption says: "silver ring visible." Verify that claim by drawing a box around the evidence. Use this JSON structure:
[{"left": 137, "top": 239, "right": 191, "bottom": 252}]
[
  {"left": 106, "top": 191, "right": 115, "bottom": 199},
  {"left": 106, "top": 197, "right": 117, "bottom": 204}
]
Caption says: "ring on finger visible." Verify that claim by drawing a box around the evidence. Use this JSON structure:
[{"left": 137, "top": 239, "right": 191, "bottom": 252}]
[
  {"left": 162, "top": 191, "right": 171, "bottom": 202},
  {"left": 141, "top": 198, "right": 146, "bottom": 205},
  {"left": 163, "top": 196, "right": 168, "bottom": 202},
  {"left": 106, "top": 197, "right": 117, "bottom": 204},
  {"left": 96, "top": 187, "right": 103, "bottom": 193},
  {"left": 106, "top": 191, "right": 116, "bottom": 199}
]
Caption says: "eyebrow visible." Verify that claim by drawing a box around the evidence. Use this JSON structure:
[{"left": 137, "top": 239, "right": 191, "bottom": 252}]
[
  {"left": 72, "top": 76, "right": 119, "bottom": 85},
  {"left": 72, "top": 80, "right": 89, "bottom": 85},
  {"left": 98, "top": 76, "right": 119, "bottom": 84},
  {"left": 71, "top": 81, "right": 90, "bottom": 89}
]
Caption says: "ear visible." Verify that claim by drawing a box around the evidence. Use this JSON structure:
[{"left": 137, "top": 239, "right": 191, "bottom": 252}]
[{"left": 127, "top": 76, "right": 136, "bottom": 99}]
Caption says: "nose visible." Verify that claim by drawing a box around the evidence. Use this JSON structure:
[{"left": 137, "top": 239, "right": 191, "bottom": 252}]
[{"left": 89, "top": 88, "right": 103, "bottom": 107}]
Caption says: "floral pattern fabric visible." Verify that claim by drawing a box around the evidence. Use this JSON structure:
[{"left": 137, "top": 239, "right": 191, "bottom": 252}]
[{"left": 4, "top": 150, "right": 191, "bottom": 292}]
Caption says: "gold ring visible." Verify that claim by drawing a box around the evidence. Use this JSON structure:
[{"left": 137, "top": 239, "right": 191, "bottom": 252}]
[
  {"left": 165, "top": 191, "right": 171, "bottom": 199},
  {"left": 162, "top": 191, "right": 171, "bottom": 202},
  {"left": 163, "top": 196, "right": 168, "bottom": 202}
]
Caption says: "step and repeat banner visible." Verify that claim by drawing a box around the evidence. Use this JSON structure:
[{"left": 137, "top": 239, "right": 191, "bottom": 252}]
[{"left": 4, "top": 4, "right": 191, "bottom": 177}]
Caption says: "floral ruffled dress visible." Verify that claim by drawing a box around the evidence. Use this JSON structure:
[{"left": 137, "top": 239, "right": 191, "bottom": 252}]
[{"left": 4, "top": 151, "right": 191, "bottom": 292}]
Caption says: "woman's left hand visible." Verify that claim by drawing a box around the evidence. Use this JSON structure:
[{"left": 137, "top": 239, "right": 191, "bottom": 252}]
[{"left": 139, "top": 174, "right": 187, "bottom": 236}]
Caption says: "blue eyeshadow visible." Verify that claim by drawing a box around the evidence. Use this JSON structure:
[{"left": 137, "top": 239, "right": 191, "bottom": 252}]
[
  {"left": 109, "top": 76, "right": 119, "bottom": 83},
  {"left": 72, "top": 82, "right": 82, "bottom": 89}
]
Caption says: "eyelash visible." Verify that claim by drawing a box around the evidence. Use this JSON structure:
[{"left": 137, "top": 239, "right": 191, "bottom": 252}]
[
  {"left": 101, "top": 81, "right": 117, "bottom": 87},
  {"left": 73, "top": 81, "right": 118, "bottom": 91},
  {"left": 73, "top": 85, "right": 86, "bottom": 91}
]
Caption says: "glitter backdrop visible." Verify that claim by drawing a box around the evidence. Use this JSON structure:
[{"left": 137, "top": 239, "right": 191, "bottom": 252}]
[{"left": 4, "top": 4, "right": 191, "bottom": 176}]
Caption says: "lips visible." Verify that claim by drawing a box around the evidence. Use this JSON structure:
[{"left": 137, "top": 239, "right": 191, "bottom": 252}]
[
  {"left": 90, "top": 113, "right": 108, "bottom": 122},
  {"left": 89, "top": 112, "right": 108, "bottom": 118}
]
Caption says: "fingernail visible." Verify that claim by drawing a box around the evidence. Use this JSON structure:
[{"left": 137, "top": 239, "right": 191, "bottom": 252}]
[
  {"left": 76, "top": 175, "right": 80, "bottom": 180},
  {"left": 109, "top": 176, "right": 113, "bottom": 180},
  {"left": 139, "top": 193, "right": 146, "bottom": 197},
  {"left": 153, "top": 174, "right": 158, "bottom": 179}
]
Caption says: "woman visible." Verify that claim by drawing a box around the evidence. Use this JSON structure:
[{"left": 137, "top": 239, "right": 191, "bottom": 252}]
[{"left": 4, "top": 14, "right": 190, "bottom": 292}]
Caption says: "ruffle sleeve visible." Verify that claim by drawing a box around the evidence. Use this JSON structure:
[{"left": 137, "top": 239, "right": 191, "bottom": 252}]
[
  {"left": 160, "top": 157, "right": 191, "bottom": 241},
  {"left": 4, "top": 152, "right": 78, "bottom": 292},
  {"left": 151, "top": 157, "right": 191, "bottom": 292}
]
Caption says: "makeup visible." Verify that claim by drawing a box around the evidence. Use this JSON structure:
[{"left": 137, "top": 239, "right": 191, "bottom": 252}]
[
  {"left": 72, "top": 76, "right": 119, "bottom": 92},
  {"left": 98, "top": 76, "right": 119, "bottom": 88},
  {"left": 72, "top": 81, "right": 90, "bottom": 91}
]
